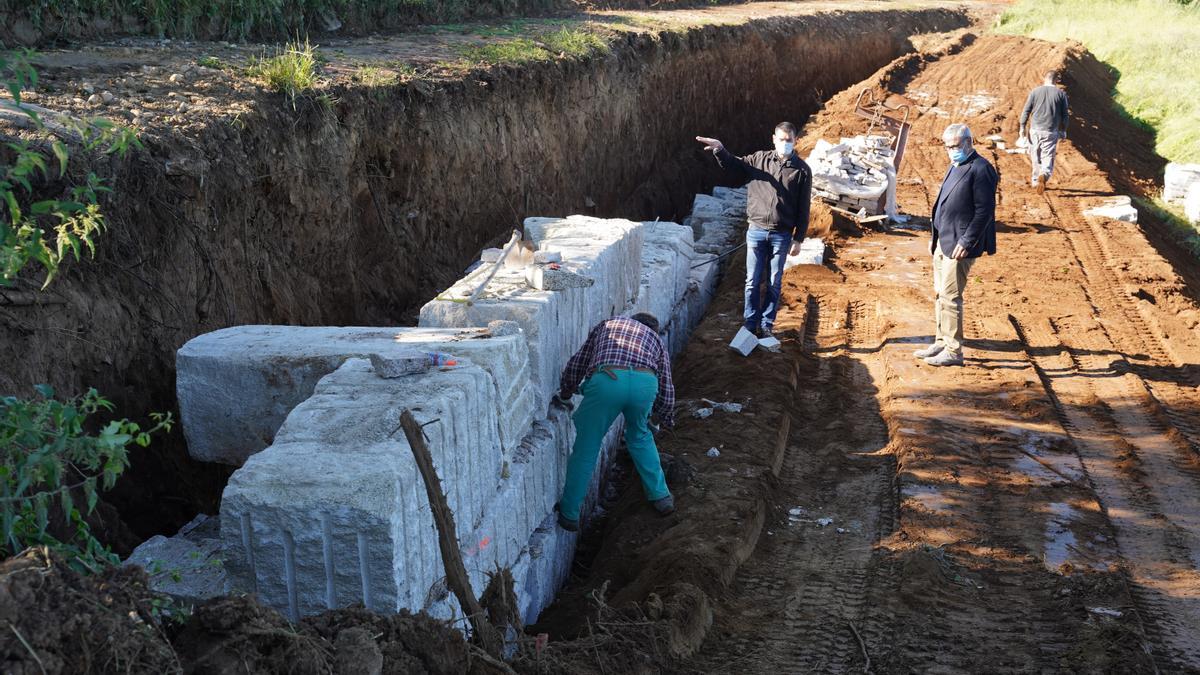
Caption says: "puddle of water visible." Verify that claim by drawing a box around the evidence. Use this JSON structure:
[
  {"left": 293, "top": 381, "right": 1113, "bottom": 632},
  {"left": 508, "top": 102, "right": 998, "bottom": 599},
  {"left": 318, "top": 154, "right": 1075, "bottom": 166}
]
[
  {"left": 903, "top": 484, "right": 953, "bottom": 514},
  {"left": 1044, "top": 501, "right": 1078, "bottom": 571},
  {"left": 1020, "top": 436, "right": 1085, "bottom": 482},
  {"left": 1012, "top": 454, "right": 1065, "bottom": 486}
]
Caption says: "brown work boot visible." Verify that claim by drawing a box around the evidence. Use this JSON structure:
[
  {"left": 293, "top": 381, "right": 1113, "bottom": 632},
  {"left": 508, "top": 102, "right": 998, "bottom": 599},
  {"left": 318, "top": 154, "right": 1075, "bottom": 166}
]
[{"left": 1035, "top": 175, "right": 1046, "bottom": 195}]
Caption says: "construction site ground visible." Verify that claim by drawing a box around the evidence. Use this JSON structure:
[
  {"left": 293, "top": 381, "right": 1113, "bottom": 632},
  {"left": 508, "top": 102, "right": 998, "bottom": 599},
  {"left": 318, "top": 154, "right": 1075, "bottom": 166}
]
[
  {"left": 6, "top": 8, "right": 1200, "bottom": 674},
  {"left": 539, "top": 34, "right": 1200, "bottom": 673}
]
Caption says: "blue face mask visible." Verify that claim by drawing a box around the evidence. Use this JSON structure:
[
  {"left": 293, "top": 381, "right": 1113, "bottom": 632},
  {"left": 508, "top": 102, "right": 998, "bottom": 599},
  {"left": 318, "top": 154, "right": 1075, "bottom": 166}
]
[
  {"left": 775, "top": 140, "right": 795, "bottom": 157},
  {"left": 948, "top": 146, "right": 970, "bottom": 164}
]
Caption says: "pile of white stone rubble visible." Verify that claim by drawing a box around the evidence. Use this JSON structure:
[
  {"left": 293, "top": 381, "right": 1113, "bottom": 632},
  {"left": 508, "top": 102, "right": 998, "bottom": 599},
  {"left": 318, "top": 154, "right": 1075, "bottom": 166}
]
[
  {"left": 806, "top": 135, "right": 898, "bottom": 218},
  {"left": 1164, "top": 162, "right": 1200, "bottom": 225},
  {"left": 153, "top": 185, "right": 751, "bottom": 626}
]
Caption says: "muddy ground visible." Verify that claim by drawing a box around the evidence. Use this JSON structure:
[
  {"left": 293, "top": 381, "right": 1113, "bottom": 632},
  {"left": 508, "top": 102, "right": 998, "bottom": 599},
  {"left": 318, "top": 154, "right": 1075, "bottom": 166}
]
[
  {"left": 5, "top": 7, "right": 1200, "bottom": 675},
  {"left": 0, "top": 1, "right": 973, "bottom": 547},
  {"left": 535, "top": 32, "right": 1200, "bottom": 674}
]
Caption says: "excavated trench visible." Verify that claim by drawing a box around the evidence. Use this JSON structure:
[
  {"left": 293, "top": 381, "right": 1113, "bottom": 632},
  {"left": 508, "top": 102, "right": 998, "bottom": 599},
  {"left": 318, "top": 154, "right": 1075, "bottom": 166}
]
[{"left": 0, "top": 6, "right": 974, "bottom": 548}]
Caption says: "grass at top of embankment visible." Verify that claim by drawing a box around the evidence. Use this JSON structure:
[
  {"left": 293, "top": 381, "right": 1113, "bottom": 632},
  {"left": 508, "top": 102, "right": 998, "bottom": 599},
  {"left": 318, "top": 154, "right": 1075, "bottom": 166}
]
[{"left": 995, "top": 0, "right": 1200, "bottom": 164}]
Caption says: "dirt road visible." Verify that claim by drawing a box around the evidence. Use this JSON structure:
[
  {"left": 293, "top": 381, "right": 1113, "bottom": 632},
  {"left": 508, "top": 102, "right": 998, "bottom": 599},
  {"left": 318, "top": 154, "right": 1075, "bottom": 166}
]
[{"left": 684, "top": 34, "right": 1200, "bottom": 673}]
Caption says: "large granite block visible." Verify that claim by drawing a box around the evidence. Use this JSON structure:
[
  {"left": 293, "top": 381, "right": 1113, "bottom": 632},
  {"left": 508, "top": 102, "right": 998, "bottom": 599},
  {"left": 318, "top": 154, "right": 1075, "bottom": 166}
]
[
  {"left": 419, "top": 217, "right": 644, "bottom": 411},
  {"left": 220, "top": 358, "right": 502, "bottom": 620},
  {"left": 178, "top": 325, "right": 534, "bottom": 465}
]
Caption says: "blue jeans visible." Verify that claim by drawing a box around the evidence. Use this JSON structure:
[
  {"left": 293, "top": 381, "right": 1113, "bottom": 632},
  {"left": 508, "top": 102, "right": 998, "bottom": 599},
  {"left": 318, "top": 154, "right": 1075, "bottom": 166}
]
[{"left": 744, "top": 227, "right": 792, "bottom": 332}]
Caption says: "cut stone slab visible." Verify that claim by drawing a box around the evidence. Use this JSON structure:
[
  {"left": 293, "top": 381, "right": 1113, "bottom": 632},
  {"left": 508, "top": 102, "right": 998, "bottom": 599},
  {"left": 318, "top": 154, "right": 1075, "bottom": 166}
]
[
  {"left": 368, "top": 352, "right": 431, "bottom": 378},
  {"left": 125, "top": 514, "right": 224, "bottom": 606},
  {"left": 525, "top": 265, "right": 595, "bottom": 291},
  {"left": 729, "top": 327, "right": 758, "bottom": 356},
  {"left": 178, "top": 325, "right": 535, "bottom": 465},
  {"left": 1084, "top": 196, "right": 1138, "bottom": 223},
  {"left": 533, "top": 250, "right": 562, "bottom": 264},
  {"left": 630, "top": 221, "right": 695, "bottom": 331},
  {"left": 420, "top": 216, "right": 643, "bottom": 412},
  {"left": 221, "top": 358, "right": 503, "bottom": 620},
  {"left": 1164, "top": 163, "right": 1200, "bottom": 204},
  {"left": 1186, "top": 182, "right": 1200, "bottom": 225},
  {"left": 784, "top": 237, "right": 826, "bottom": 267},
  {"left": 758, "top": 336, "right": 782, "bottom": 352}
]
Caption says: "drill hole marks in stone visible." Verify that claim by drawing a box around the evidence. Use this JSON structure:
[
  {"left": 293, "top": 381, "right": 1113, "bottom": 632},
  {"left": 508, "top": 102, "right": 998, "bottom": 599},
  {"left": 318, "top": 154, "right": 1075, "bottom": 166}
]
[
  {"left": 357, "top": 531, "right": 374, "bottom": 611},
  {"left": 239, "top": 512, "right": 258, "bottom": 595},
  {"left": 321, "top": 514, "right": 336, "bottom": 610},
  {"left": 283, "top": 529, "right": 299, "bottom": 622},
  {"left": 183, "top": 186, "right": 748, "bottom": 624}
]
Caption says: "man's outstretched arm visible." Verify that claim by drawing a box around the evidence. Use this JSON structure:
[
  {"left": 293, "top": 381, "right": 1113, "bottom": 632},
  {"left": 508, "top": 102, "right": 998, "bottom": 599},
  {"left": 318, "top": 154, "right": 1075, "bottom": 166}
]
[{"left": 696, "top": 135, "right": 750, "bottom": 180}]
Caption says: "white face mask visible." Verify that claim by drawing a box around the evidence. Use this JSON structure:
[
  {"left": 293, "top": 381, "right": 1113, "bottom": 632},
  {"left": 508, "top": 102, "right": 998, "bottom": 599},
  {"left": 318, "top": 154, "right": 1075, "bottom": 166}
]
[{"left": 775, "top": 140, "right": 795, "bottom": 157}]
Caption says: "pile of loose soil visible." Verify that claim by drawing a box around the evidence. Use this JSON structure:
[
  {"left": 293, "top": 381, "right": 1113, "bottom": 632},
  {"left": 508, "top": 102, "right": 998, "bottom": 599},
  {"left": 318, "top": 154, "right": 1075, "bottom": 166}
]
[
  {"left": 0, "top": 548, "right": 180, "bottom": 675},
  {"left": 0, "top": 547, "right": 512, "bottom": 675}
]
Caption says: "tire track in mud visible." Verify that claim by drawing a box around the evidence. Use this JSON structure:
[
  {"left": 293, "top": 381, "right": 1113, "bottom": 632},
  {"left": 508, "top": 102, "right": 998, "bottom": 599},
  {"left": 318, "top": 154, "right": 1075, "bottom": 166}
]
[
  {"left": 1042, "top": 192, "right": 1200, "bottom": 457},
  {"left": 1011, "top": 311, "right": 1200, "bottom": 670},
  {"left": 877, "top": 32, "right": 1199, "bottom": 669},
  {"left": 868, "top": 312, "right": 1112, "bottom": 672},
  {"left": 684, "top": 296, "right": 896, "bottom": 674}
]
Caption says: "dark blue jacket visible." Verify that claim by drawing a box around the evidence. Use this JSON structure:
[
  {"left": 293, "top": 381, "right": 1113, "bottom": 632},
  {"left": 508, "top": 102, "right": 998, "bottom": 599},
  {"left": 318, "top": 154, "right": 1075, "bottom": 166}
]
[{"left": 931, "top": 151, "right": 998, "bottom": 258}]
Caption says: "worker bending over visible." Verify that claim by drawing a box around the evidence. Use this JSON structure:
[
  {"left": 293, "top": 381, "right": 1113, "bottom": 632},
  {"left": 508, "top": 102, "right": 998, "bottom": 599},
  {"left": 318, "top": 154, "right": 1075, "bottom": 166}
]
[{"left": 553, "top": 313, "right": 676, "bottom": 531}]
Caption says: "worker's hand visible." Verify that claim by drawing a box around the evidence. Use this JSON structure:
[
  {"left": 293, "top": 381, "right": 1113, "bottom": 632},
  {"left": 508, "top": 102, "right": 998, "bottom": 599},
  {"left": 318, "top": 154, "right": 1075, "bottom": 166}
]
[
  {"left": 648, "top": 418, "right": 662, "bottom": 437},
  {"left": 695, "top": 136, "right": 725, "bottom": 153},
  {"left": 951, "top": 243, "right": 969, "bottom": 260},
  {"left": 789, "top": 241, "right": 802, "bottom": 257},
  {"left": 551, "top": 391, "right": 574, "bottom": 412}
]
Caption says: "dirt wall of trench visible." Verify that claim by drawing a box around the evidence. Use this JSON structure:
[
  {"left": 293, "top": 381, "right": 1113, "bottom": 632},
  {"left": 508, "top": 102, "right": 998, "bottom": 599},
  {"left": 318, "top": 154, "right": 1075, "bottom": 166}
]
[{"left": 0, "top": 7, "right": 971, "bottom": 545}]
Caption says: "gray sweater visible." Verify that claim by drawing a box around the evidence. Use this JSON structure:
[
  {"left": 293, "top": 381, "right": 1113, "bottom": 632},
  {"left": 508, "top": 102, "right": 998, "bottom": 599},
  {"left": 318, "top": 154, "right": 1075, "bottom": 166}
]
[{"left": 1020, "top": 85, "right": 1069, "bottom": 132}]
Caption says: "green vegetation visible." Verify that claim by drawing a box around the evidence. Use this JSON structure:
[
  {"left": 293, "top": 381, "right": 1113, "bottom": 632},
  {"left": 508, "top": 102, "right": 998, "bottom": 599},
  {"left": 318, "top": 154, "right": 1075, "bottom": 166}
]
[
  {"left": 249, "top": 38, "right": 320, "bottom": 98},
  {"left": 542, "top": 27, "right": 609, "bottom": 57},
  {"left": 2, "top": 50, "right": 140, "bottom": 288},
  {"left": 996, "top": 0, "right": 1200, "bottom": 163},
  {"left": 2, "top": 0, "right": 563, "bottom": 42},
  {"left": 462, "top": 38, "right": 552, "bottom": 64},
  {"left": 1, "top": 386, "right": 172, "bottom": 572},
  {"left": 354, "top": 65, "right": 400, "bottom": 87},
  {"left": 459, "top": 25, "right": 610, "bottom": 65},
  {"left": 2, "top": 55, "right": 170, "bottom": 575}
]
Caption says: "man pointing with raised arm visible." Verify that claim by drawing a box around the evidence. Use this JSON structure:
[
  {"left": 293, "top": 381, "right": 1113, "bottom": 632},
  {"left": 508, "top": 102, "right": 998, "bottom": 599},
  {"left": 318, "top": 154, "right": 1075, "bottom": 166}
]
[{"left": 696, "top": 122, "right": 812, "bottom": 340}]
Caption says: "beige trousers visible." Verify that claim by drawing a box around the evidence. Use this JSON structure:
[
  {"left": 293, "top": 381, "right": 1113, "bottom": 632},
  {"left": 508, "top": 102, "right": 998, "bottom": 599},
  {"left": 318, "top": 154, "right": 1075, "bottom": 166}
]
[{"left": 932, "top": 247, "right": 976, "bottom": 355}]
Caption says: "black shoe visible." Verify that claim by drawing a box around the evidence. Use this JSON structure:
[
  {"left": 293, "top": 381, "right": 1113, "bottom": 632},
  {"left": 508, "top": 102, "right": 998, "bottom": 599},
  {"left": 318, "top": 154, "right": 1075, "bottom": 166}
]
[{"left": 652, "top": 495, "right": 675, "bottom": 516}]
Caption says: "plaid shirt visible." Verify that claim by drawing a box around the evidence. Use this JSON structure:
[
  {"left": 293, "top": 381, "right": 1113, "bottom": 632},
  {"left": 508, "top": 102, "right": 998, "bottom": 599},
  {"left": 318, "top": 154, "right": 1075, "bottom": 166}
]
[{"left": 560, "top": 317, "right": 675, "bottom": 428}]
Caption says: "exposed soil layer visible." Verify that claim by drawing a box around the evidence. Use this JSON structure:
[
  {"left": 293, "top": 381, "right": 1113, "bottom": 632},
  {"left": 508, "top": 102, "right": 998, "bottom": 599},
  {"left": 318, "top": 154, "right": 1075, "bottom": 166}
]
[
  {"left": 0, "top": 2, "right": 973, "bottom": 545},
  {"left": 542, "top": 33, "right": 1200, "bottom": 673}
]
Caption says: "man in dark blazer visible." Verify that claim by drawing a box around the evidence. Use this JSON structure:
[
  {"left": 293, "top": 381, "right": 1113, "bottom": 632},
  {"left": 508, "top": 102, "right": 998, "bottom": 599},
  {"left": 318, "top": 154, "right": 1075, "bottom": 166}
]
[{"left": 913, "top": 123, "right": 998, "bottom": 367}]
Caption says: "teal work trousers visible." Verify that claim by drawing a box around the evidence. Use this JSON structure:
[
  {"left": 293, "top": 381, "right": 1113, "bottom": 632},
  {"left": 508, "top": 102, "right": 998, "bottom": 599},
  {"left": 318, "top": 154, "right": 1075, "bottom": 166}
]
[{"left": 557, "top": 367, "right": 670, "bottom": 521}]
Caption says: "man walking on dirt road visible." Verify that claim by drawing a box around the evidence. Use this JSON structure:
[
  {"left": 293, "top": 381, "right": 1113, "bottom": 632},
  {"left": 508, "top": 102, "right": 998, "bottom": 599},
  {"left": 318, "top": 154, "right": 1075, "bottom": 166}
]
[
  {"left": 1019, "top": 70, "right": 1069, "bottom": 195},
  {"left": 696, "top": 123, "right": 812, "bottom": 339},
  {"left": 914, "top": 123, "right": 998, "bottom": 367},
  {"left": 552, "top": 313, "right": 676, "bottom": 532}
]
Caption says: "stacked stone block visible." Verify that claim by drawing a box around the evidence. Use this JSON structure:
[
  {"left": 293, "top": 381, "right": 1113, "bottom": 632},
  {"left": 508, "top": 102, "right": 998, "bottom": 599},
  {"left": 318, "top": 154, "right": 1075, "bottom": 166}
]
[{"left": 183, "top": 194, "right": 748, "bottom": 626}]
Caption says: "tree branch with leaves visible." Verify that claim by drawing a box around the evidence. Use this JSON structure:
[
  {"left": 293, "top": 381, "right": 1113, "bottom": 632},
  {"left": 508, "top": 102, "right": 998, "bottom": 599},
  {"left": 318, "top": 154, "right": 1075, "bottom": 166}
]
[{"left": 1, "top": 48, "right": 142, "bottom": 288}]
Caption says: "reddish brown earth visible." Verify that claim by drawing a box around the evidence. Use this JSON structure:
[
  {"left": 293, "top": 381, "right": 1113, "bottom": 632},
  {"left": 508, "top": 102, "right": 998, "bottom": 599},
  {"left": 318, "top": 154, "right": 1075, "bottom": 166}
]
[
  {"left": 5, "top": 20, "right": 1200, "bottom": 675},
  {"left": 541, "top": 33, "right": 1200, "bottom": 674}
]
